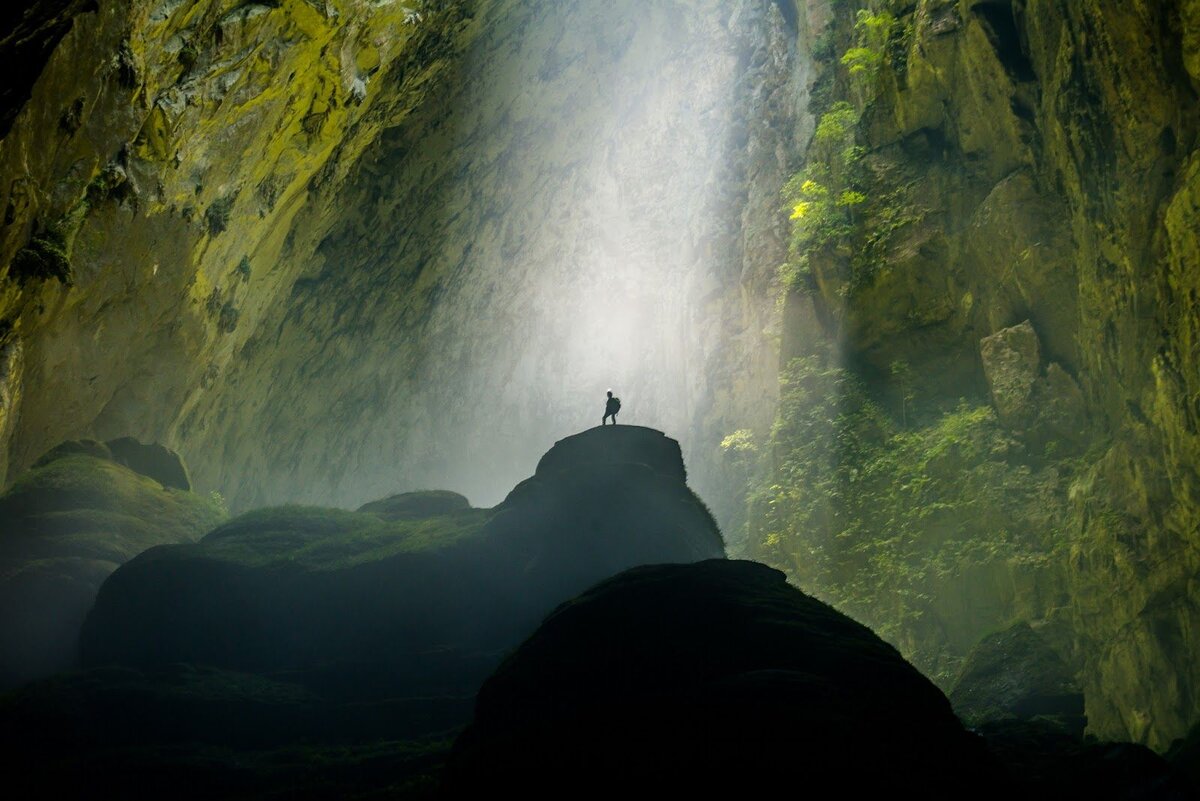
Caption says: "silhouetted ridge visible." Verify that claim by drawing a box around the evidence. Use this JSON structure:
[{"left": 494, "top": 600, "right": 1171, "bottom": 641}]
[{"left": 79, "top": 427, "right": 724, "bottom": 696}]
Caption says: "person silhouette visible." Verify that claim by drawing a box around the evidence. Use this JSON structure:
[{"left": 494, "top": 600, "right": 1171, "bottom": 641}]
[{"left": 602, "top": 389, "right": 621, "bottom": 426}]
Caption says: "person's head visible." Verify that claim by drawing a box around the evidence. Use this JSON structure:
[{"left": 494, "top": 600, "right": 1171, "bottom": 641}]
[{"left": 607, "top": 389, "right": 613, "bottom": 398}]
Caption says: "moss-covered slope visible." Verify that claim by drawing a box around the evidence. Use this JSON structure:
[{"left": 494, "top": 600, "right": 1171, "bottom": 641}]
[
  {"left": 0, "top": 444, "right": 223, "bottom": 686},
  {"left": 80, "top": 426, "right": 724, "bottom": 682}
]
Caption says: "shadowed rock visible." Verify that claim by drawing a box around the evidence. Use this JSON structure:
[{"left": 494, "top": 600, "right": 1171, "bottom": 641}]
[
  {"left": 104, "top": 437, "right": 192, "bottom": 492},
  {"left": 951, "top": 622, "right": 1085, "bottom": 736},
  {"left": 446, "top": 559, "right": 1002, "bottom": 796},
  {"left": 33, "top": 437, "right": 192, "bottom": 491}
]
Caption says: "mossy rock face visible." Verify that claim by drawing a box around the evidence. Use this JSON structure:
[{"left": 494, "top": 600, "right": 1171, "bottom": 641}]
[
  {"left": 81, "top": 427, "right": 724, "bottom": 696},
  {"left": 0, "top": 452, "right": 222, "bottom": 687},
  {"left": 446, "top": 559, "right": 1001, "bottom": 796},
  {"left": 950, "top": 622, "right": 1085, "bottom": 736},
  {"left": 760, "top": 0, "right": 1200, "bottom": 749}
]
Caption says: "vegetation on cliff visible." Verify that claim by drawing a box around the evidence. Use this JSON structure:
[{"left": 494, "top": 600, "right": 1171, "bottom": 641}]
[{"left": 737, "top": 0, "right": 1200, "bottom": 750}]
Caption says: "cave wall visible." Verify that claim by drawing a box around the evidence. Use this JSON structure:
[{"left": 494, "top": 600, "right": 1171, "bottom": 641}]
[
  {"left": 0, "top": 0, "right": 815, "bottom": 521},
  {"left": 752, "top": 0, "right": 1200, "bottom": 750}
]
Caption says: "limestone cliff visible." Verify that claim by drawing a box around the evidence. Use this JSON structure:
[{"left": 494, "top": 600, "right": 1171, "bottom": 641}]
[{"left": 751, "top": 0, "right": 1200, "bottom": 750}]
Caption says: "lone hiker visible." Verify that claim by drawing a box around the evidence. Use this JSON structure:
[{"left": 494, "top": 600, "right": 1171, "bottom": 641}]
[{"left": 603, "top": 389, "right": 621, "bottom": 426}]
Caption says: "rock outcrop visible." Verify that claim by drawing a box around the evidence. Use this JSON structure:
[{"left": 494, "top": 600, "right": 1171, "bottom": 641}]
[
  {"left": 0, "top": 442, "right": 221, "bottom": 686},
  {"left": 446, "top": 559, "right": 1001, "bottom": 796},
  {"left": 950, "top": 622, "right": 1085, "bottom": 737},
  {"left": 80, "top": 426, "right": 724, "bottom": 689}
]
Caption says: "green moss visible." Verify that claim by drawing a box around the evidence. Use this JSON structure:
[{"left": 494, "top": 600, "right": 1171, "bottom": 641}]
[
  {"left": 0, "top": 456, "right": 224, "bottom": 560},
  {"left": 193, "top": 504, "right": 490, "bottom": 571}
]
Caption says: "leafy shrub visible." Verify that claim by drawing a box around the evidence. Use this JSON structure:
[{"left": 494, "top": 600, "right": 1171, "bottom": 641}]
[
  {"left": 9, "top": 234, "right": 71, "bottom": 286},
  {"left": 205, "top": 195, "right": 235, "bottom": 235}
]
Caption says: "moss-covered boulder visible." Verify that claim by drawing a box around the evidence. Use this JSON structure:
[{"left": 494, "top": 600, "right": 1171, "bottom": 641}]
[
  {"left": 0, "top": 447, "right": 222, "bottom": 687},
  {"left": 357, "top": 490, "right": 471, "bottom": 520},
  {"left": 80, "top": 427, "right": 724, "bottom": 694},
  {"left": 950, "top": 622, "right": 1085, "bottom": 737},
  {"left": 445, "top": 559, "right": 1000, "bottom": 796}
]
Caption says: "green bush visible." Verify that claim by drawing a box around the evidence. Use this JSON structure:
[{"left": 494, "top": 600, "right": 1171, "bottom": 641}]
[{"left": 9, "top": 235, "right": 71, "bottom": 286}]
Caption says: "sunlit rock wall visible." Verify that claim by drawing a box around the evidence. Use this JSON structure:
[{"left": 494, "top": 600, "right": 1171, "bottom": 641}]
[{"left": 0, "top": 0, "right": 467, "bottom": 482}]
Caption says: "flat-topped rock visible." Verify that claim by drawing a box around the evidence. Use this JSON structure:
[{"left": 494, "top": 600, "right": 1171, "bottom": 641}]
[{"left": 534, "top": 426, "right": 687, "bottom": 483}]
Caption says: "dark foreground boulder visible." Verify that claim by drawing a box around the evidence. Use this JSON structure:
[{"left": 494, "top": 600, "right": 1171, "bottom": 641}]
[
  {"left": 0, "top": 665, "right": 456, "bottom": 800},
  {"left": 80, "top": 427, "right": 724, "bottom": 696},
  {"left": 950, "top": 622, "right": 1085, "bottom": 736},
  {"left": 981, "top": 719, "right": 1196, "bottom": 800},
  {"left": 0, "top": 449, "right": 222, "bottom": 687},
  {"left": 445, "top": 559, "right": 1002, "bottom": 796}
]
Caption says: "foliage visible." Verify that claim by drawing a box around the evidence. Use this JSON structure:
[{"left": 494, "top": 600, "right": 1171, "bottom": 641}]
[
  {"left": 205, "top": 195, "right": 235, "bottom": 235},
  {"left": 8, "top": 233, "right": 71, "bottom": 286},
  {"left": 720, "top": 429, "right": 758, "bottom": 456},
  {"left": 746, "top": 355, "right": 1071, "bottom": 683},
  {"left": 777, "top": 3, "right": 915, "bottom": 297},
  {"left": 207, "top": 490, "right": 229, "bottom": 519}
]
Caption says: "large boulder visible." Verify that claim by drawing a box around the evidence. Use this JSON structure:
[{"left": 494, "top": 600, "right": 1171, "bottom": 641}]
[
  {"left": 979, "top": 321, "right": 1088, "bottom": 451},
  {"left": 981, "top": 320, "right": 1042, "bottom": 427},
  {"left": 33, "top": 437, "right": 193, "bottom": 491},
  {"left": 357, "top": 489, "right": 471, "bottom": 520},
  {"left": 80, "top": 427, "right": 724, "bottom": 694},
  {"left": 950, "top": 622, "right": 1085, "bottom": 736},
  {"left": 0, "top": 448, "right": 222, "bottom": 687},
  {"left": 445, "top": 559, "right": 1002, "bottom": 796}
]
